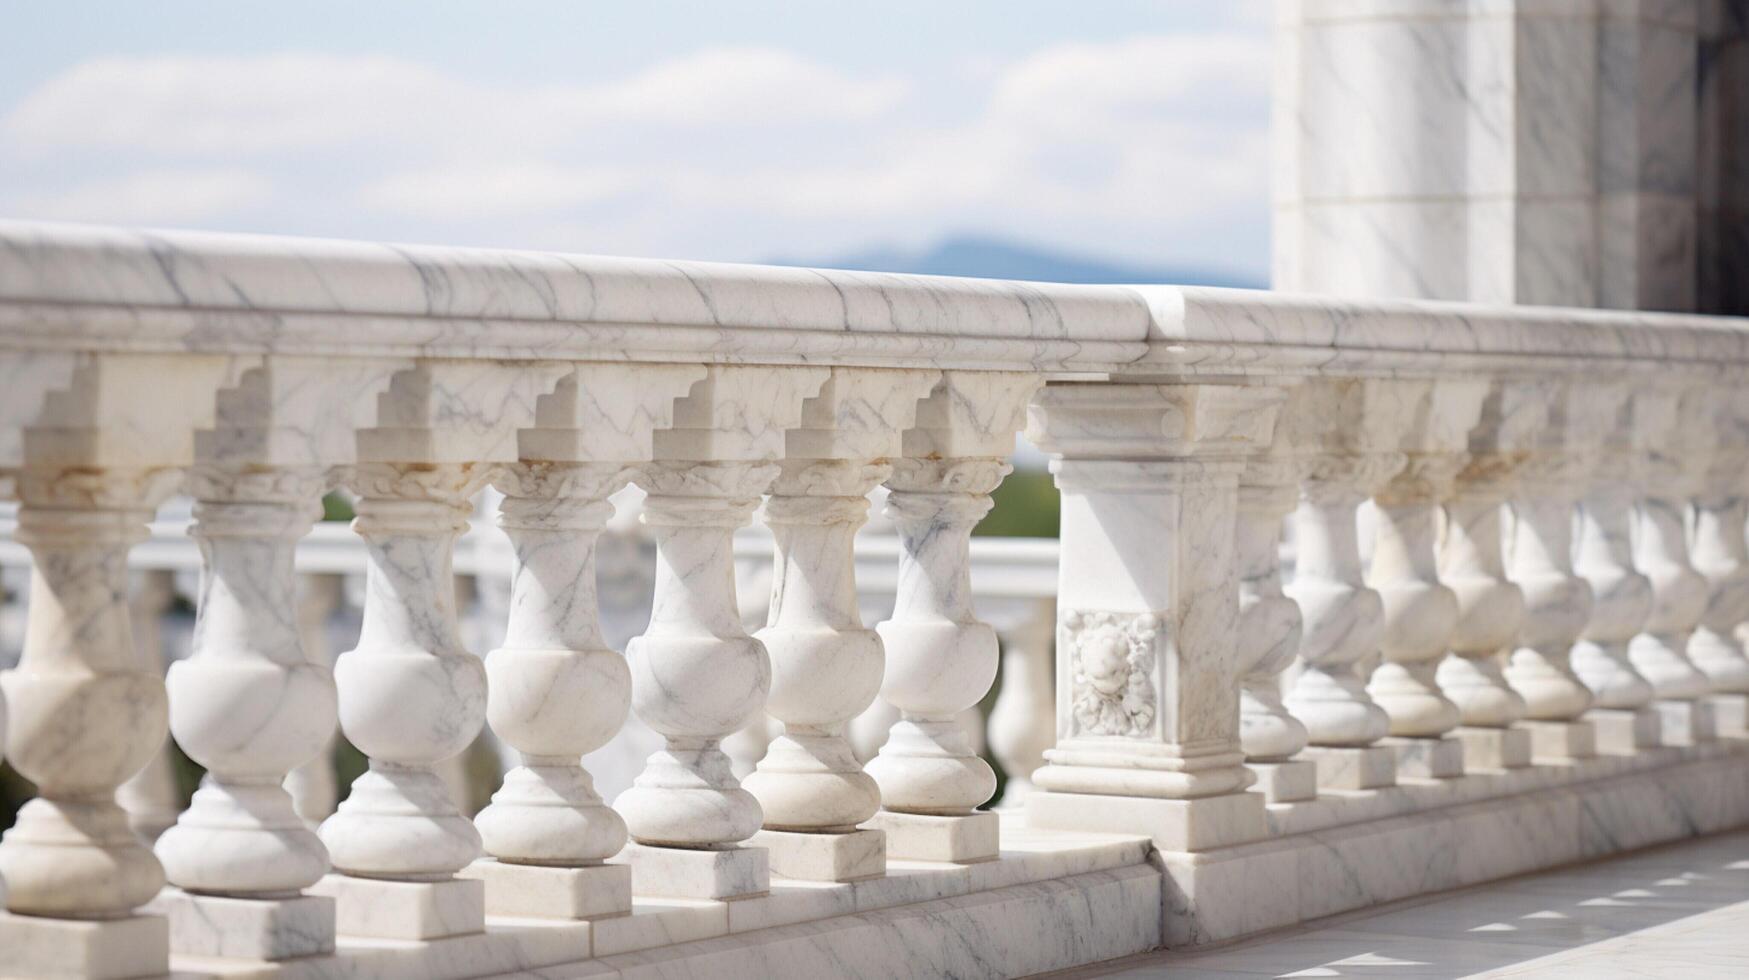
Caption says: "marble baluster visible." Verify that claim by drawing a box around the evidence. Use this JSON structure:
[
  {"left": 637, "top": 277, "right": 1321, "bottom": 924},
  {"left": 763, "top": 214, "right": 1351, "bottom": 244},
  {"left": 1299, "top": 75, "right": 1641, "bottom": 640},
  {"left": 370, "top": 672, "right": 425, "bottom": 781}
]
[
  {"left": 464, "top": 362, "right": 700, "bottom": 919},
  {"left": 286, "top": 573, "right": 345, "bottom": 825},
  {"left": 1367, "top": 379, "right": 1486, "bottom": 780},
  {"left": 1235, "top": 456, "right": 1313, "bottom": 803},
  {"left": 0, "top": 353, "right": 243, "bottom": 977},
  {"left": 744, "top": 367, "right": 939, "bottom": 882},
  {"left": 618, "top": 365, "right": 828, "bottom": 899},
  {"left": 150, "top": 357, "right": 401, "bottom": 963},
  {"left": 1280, "top": 379, "right": 1412, "bottom": 791},
  {"left": 1504, "top": 383, "right": 1613, "bottom": 761},
  {"left": 868, "top": 372, "right": 1038, "bottom": 862},
  {"left": 1573, "top": 386, "right": 1661, "bottom": 753},
  {"left": 117, "top": 569, "right": 184, "bottom": 844},
  {"left": 316, "top": 360, "right": 565, "bottom": 941},
  {"left": 1438, "top": 381, "right": 1542, "bottom": 771},
  {"left": 1690, "top": 388, "right": 1749, "bottom": 736},
  {"left": 986, "top": 597, "right": 1057, "bottom": 809},
  {"left": 1629, "top": 387, "right": 1718, "bottom": 745},
  {"left": 1028, "top": 381, "right": 1282, "bottom": 853}
]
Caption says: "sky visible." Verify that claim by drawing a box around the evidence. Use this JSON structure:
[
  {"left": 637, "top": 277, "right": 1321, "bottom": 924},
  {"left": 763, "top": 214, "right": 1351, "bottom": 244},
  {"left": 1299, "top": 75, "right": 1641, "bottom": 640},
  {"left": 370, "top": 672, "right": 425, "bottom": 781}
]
[{"left": 0, "top": 1, "right": 1274, "bottom": 278}]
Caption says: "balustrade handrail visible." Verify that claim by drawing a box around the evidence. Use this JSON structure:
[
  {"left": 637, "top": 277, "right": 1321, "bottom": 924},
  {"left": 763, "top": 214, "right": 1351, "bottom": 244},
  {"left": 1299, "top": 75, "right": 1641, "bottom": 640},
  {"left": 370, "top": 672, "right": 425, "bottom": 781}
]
[{"left": 3, "top": 221, "right": 1749, "bottom": 376}]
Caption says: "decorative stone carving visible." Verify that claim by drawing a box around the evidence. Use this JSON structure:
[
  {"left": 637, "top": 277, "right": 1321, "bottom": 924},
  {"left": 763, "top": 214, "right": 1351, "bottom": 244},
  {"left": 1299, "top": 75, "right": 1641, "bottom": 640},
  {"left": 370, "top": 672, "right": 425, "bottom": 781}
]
[
  {"left": 1064, "top": 610, "right": 1161, "bottom": 737},
  {"left": 1627, "top": 387, "right": 1714, "bottom": 702},
  {"left": 1690, "top": 388, "right": 1749, "bottom": 694},
  {"left": 1573, "top": 387, "right": 1656, "bottom": 712}
]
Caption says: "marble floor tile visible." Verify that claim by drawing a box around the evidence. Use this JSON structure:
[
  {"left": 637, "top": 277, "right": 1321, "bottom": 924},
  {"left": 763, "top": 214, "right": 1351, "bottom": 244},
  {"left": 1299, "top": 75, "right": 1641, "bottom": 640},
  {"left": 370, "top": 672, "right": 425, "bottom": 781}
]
[{"left": 1069, "top": 829, "right": 1749, "bottom": 979}]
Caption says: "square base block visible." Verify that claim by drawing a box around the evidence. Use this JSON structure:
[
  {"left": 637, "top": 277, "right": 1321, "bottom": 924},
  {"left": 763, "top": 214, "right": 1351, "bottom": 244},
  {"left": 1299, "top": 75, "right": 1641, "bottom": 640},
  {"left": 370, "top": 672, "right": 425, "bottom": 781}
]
[
  {"left": 1300, "top": 745, "right": 1397, "bottom": 789},
  {"left": 1027, "top": 790, "right": 1266, "bottom": 853},
  {"left": 1455, "top": 726, "right": 1532, "bottom": 770},
  {"left": 0, "top": 911, "right": 168, "bottom": 980},
  {"left": 1246, "top": 760, "right": 1318, "bottom": 803},
  {"left": 617, "top": 843, "right": 769, "bottom": 900},
  {"left": 751, "top": 828, "right": 885, "bottom": 882},
  {"left": 459, "top": 859, "right": 632, "bottom": 919},
  {"left": 1380, "top": 736, "right": 1465, "bottom": 779},
  {"left": 147, "top": 888, "right": 334, "bottom": 960},
  {"left": 864, "top": 810, "right": 1000, "bottom": 863},
  {"left": 308, "top": 873, "right": 483, "bottom": 940},
  {"left": 1704, "top": 693, "right": 1749, "bottom": 737},
  {"left": 1520, "top": 719, "right": 1596, "bottom": 761},
  {"left": 1586, "top": 707, "right": 1662, "bottom": 754},
  {"left": 1657, "top": 699, "right": 1717, "bottom": 746}
]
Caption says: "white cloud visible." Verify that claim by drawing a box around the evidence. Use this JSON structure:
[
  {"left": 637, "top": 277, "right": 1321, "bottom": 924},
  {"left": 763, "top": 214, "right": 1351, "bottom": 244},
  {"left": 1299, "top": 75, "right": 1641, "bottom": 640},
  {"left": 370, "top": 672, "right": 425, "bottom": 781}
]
[
  {"left": 8, "top": 169, "right": 274, "bottom": 223},
  {"left": 0, "top": 36, "right": 1271, "bottom": 272},
  {"left": 359, "top": 163, "right": 633, "bottom": 218}
]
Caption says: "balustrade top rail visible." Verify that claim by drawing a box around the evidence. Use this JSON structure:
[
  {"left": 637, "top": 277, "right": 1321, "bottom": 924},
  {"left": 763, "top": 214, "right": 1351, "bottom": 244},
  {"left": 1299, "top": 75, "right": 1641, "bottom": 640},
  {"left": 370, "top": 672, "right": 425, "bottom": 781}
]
[{"left": 4, "top": 220, "right": 1748, "bottom": 374}]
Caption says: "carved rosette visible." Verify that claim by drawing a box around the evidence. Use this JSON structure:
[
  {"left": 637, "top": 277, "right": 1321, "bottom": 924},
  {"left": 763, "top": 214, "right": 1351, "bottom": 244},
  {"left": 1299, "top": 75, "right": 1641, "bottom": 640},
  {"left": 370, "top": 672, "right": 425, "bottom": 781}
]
[{"left": 1063, "top": 610, "right": 1161, "bottom": 738}]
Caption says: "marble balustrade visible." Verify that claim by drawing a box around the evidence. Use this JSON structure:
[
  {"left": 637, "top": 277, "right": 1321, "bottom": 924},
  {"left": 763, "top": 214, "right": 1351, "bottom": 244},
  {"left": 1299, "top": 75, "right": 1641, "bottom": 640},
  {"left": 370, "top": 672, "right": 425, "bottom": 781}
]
[{"left": 2, "top": 222, "right": 1749, "bottom": 978}]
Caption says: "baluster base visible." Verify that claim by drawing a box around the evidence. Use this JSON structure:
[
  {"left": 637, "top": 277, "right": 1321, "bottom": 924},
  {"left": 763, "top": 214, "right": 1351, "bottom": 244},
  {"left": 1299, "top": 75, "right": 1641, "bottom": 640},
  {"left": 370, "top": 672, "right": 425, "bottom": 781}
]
[
  {"left": 1300, "top": 745, "right": 1397, "bottom": 790},
  {"left": 146, "top": 888, "right": 334, "bottom": 961},
  {"left": 618, "top": 843, "right": 769, "bottom": 900},
  {"left": 865, "top": 809, "right": 1002, "bottom": 862},
  {"left": 308, "top": 873, "right": 483, "bottom": 941},
  {"left": 459, "top": 859, "right": 632, "bottom": 919},
  {"left": 1245, "top": 760, "right": 1318, "bottom": 803},
  {"left": 1379, "top": 736, "right": 1465, "bottom": 779},
  {"left": 751, "top": 828, "right": 886, "bottom": 882},
  {"left": 1519, "top": 719, "right": 1597, "bottom": 761},
  {"left": 1655, "top": 699, "right": 1718, "bottom": 747},
  {"left": 1702, "top": 693, "right": 1749, "bottom": 738},
  {"left": 0, "top": 911, "right": 167, "bottom": 980},
  {"left": 1586, "top": 707, "right": 1663, "bottom": 754},
  {"left": 1027, "top": 792, "right": 1263, "bottom": 853},
  {"left": 1454, "top": 726, "right": 1533, "bottom": 769}
]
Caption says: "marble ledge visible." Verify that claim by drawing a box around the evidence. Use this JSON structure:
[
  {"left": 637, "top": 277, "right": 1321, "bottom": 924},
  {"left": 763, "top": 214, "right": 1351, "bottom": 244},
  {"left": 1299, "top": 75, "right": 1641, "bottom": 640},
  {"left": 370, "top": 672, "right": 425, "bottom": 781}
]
[
  {"left": 6, "top": 220, "right": 1749, "bottom": 382},
  {"left": 1266, "top": 738, "right": 1747, "bottom": 838},
  {"left": 158, "top": 824, "right": 1152, "bottom": 980}
]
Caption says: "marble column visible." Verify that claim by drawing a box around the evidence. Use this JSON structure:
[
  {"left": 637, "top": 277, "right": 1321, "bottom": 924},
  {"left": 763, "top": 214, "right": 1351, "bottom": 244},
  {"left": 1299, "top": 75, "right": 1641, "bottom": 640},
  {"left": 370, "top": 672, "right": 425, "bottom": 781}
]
[
  {"left": 1028, "top": 382, "right": 1282, "bottom": 852},
  {"left": 117, "top": 569, "right": 183, "bottom": 844},
  {"left": 315, "top": 361, "right": 564, "bottom": 940},
  {"left": 1629, "top": 386, "right": 1719, "bottom": 745},
  {"left": 286, "top": 573, "right": 345, "bottom": 825},
  {"left": 1438, "top": 381, "right": 1544, "bottom": 771},
  {"left": 1281, "top": 379, "right": 1411, "bottom": 791},
  {"left": 150, "top": 357, "right": 399, "bottom": 963},
  {"left": 0, "top": 353, "right": 241, "bottom": 977},
  {"left": 744, "top": 367, "right": 939, "bottom": 882},
  {"left": 1235, "top": 455, "right": 1312, "bottom": 802},
  {"left": 464, "top": 363, "right": 701, "bottom": 918},
  {"left": 1573, "top": 386, "right": 1662, "bottom": 753},
  {"left": 986, "top": 597, "right": 1057, "bottom": 809},
  {"left": 618, "top": 365, "right": 828, "bottom": 899},
  {"left": 1366, "top": 379, "right": 1486, "bottom": 780},
  {"left": 868, "top": 372, "right": 1038, "bottom": 862},
  {"left": 1503, "top": 384, "right": 1616, "bottom": 761},
  {"left": 1690, "top": 387, "right": 1749, "bottom": 735}
]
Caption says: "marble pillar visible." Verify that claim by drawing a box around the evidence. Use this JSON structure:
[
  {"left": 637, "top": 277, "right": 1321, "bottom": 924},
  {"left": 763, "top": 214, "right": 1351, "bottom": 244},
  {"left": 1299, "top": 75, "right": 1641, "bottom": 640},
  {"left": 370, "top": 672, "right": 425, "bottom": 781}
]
[
  {"left": 618, "top": 365, "right": 828, "bottom": 898},
  {"left": 868, "top": 372, "right": 1038, "bottom": 862},
  {"left": 0, "top": 353, "right": 241, "bottom": 978},
  {"left": 1028, "top": 382, "right": 1283, "bottom": 851},
  {"left": 744, "top": 367, "right": 938, "bottom": 882},
  {"left": 316, "top": 361, "right": 565, "bottom": 940},
  {"left": 1629, "top": 386, "right": 1720, "bottom": 744},
  {"left": 1573, "top": 386, "right": 1662, "bottom": 752},
  {"left": 463, "top": 364, "right": 700, "bottom": 918},
  {"left": 1367, "top": 379, "right": 1486, "bottom": 779},
  {"left": 1281, "top": 379, "right": 1412, "bottom": 790},
  {"left": 1690, "top": 388, "right": 1749, "bottom": 734},
  {"left": 986, "top": 597, "right": 1058, "bottom": 808},
  {"left": 1236, "top": 456, "right": 1313, "bottom": 803},
  {"left": 1503, "top": 384, "right": 1615, "bottom": 760},
  {"left": 1438, "top": 381, "right": 1543, "bottom": 771}
]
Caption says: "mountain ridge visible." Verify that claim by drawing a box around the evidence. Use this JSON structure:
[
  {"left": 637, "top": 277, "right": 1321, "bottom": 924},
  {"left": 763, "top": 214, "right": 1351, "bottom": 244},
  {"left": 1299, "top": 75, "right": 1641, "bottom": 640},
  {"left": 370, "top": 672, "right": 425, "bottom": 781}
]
[{"left": 767, "top": 234, "right": 1263, "bottom": 287}]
